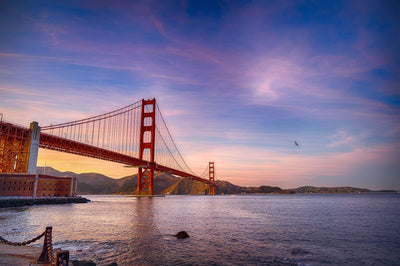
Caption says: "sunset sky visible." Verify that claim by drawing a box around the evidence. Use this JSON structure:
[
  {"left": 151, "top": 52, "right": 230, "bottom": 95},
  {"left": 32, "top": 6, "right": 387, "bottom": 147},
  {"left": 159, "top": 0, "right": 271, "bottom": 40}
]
[{"left": 1, "top": 0, "right": 399, "bottom": 189}]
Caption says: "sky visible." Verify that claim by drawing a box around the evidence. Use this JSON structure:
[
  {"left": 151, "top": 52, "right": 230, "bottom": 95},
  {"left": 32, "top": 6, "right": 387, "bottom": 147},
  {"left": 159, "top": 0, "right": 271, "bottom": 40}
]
[{"left": 1, "top": 0, "right": 399, "bottom": 190}]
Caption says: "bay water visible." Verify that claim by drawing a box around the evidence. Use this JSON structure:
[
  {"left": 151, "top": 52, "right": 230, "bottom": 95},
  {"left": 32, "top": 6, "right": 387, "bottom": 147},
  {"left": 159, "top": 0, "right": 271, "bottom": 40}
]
[{"left": 1, "top": 193, "right": 400, "bottom": 265}]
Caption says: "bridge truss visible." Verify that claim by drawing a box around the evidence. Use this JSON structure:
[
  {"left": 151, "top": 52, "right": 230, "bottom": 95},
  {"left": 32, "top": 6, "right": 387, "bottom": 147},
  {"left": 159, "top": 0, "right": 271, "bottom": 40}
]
[{"left": 0, "top": 99, "right": 216, "bottom": 195}]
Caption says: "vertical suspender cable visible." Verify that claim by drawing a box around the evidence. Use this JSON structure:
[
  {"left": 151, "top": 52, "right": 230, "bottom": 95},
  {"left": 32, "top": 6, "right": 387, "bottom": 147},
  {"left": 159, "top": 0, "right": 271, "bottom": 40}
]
[
  {"left": 102, "top": 116, "right": 106, "bottom": 149},
  {"left": 85, "top": 122, "right": 89, "bottom": 144},
  {"left": 73, "top": 123, "right": 76, "bottom": 141},
  {"left": 121, "top": 109, "right": 126, "bottom": 154},
  {"left": 108, "top": 114, "right": 112, "bottom": 150},
  {"left": 112, "top": 115, "right": 116, "bottom": 151},
  {"left": 127, "top": 108, "right": 132, "bottom": 156},
  {"left": 124, "top": 109, "right": 127, "bottom": 155},
  {"left": 91, "top": 121, "right": 95, "bottom": 145},
  {"left": 97, "top": 119, "right": 101, "bottom": 147}
]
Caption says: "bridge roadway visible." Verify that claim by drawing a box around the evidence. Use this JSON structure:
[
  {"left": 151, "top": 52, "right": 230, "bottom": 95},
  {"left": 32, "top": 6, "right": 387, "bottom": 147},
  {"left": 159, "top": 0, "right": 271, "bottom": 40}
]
[
  {"left": 40, "top": 133, "right": 211, "bottom": 184},
  {"left": 2, "top": 122, "right": 211, "bottom": 185}
]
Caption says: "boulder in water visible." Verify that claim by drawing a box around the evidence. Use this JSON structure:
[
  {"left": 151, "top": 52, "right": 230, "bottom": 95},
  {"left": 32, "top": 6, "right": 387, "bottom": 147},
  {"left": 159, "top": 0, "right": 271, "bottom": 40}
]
[
  {"left": 175, "top": 231, "right": 189, "bottom": 239},
  {"left": 291, "top": 248, "right": 310, "bottom": 256},
  {"left": 71, "top": 260, "right": 96, "bottom": 266}
]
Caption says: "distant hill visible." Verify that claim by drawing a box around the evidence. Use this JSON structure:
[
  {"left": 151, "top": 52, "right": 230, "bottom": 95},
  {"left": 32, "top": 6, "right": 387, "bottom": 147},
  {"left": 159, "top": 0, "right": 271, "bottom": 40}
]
[
  {"left": 215, "top": 180, "right": 243, "bottom": 194},
  {"left": 163, "top": 177, "right": 209, "bottom": 194},
  {"left": 36, "top": 167, "right": 395, "bottom": 195},
  {"left": 37, "top": 167, "right": 199, "bottom": 195},
  {"left": 37, "top": 167, "right": 119, "bottom": 194},
  {"left": 113, "top": 172, "right": 184, "bottom": 195},
  {"left": 243, "top": 185, "right": 284, "bottom": 194},
  {"left": 291, "top": 186, "right": 370, "bottom": 194},
  {"left": 113, "top": 174, "right": 138, "bottom": 194}
]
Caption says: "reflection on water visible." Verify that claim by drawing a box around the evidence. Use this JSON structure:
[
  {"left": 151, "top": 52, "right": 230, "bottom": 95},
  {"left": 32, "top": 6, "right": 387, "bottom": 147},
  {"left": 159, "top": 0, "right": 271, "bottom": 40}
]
[{"left": 1, "top": 194, "right": 400, "bottom": 265}]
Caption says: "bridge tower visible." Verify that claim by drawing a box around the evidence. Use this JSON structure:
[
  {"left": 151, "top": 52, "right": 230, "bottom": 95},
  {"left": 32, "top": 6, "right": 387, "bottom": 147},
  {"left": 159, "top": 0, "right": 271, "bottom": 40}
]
[
  {"left": 209, "top": 161, "right": 215, "bottom": 195},
  {"left": 27, "top": 121, "right": 40, "bottom": 174},
  {"left": 0, "top": 121, "right": 40, "bottom": 174},
  {"left": 136, "top": 99, "right": 156, "bottom": 196}
]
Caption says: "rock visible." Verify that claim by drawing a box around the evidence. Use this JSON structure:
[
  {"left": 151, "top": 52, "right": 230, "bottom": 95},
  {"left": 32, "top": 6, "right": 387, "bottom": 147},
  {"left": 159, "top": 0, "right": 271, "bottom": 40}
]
[
  {"left": 0, "top": 197, "right": 90, "bottom": 208},
  {"left": 175, "top": 231, "right": 189, "bottom": 239},
  {"left": 291, "top": 248, "right": 310, "bottom": 256},
  {"left": 70, "top": 260, "right": 96, "bottom": 266}
]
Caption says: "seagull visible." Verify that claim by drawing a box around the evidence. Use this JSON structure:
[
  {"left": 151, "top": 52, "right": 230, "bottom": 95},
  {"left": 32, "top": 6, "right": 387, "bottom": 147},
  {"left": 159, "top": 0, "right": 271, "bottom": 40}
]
[{"left": 295, "top": 141, "right": 299, "bottom": 147}]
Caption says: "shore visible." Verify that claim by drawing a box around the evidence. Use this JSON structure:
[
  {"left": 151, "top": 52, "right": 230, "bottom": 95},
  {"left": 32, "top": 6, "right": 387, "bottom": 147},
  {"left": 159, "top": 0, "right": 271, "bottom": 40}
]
[
  {"left": 0, "top": 196, "right": 90, "bottom": 208},
  {"left": 0, "top": 244, "right": 107, "bottom": 265},
  {"left": 0, "top": 243, "right": 45, "bottom": 265}
]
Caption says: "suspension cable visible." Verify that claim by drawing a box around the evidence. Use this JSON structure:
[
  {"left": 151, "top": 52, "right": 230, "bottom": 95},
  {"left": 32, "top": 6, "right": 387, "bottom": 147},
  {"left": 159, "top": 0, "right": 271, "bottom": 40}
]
[{"left": 155, "top": 103, "right": 197, "bottom": 176}]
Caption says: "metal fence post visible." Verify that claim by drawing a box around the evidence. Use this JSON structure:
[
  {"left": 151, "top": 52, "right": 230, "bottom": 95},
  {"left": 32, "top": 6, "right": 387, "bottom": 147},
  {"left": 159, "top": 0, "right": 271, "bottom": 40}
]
[{"left": 37, "top": 226, "right": 54, "bottom": 264}]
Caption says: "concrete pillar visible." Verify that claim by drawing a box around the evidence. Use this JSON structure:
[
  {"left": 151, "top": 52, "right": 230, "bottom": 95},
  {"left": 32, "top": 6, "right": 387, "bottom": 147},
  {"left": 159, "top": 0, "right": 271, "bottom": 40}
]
[
  {"left": 33, "top": 174, "right": 38, "bottom": 197},
  {"left": 74, "top": 177, "right": 78, "bottom": 196},
  {"left": 27, "top": 121, "right": 41, "bottom": 174},
  {"left": 70, "top": 178, "right": 74, "bottom": 197}
]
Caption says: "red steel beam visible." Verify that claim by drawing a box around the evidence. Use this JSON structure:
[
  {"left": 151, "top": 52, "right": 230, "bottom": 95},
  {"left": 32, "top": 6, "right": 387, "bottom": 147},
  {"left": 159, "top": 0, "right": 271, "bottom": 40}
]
[
  {"left": 1, "top": 122, "right": 210, "bottom": 184},
  {"left": 155, "top": 164, "right": 211, "bottom": 185},
  {"left": 39, "top": 132, "right": 148, "bottom": 167},
  {"left": 40, "top": 133, "right": 210, "bottom": 184},
  {"left": 0, "top": 122, "right": 30, "bottom": 173}
]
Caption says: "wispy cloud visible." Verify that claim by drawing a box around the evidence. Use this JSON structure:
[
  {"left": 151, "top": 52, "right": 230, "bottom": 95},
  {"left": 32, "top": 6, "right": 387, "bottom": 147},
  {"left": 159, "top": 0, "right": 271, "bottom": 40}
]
[
  {"left": 185, "top": 142, "right": 400, "bottom": 188},
  {"left": 328, "top": 130, "right": 357, "bottom": 148},
  {"left": 150, "top": 14, "right": 169, "bottom": 39},
  {"left": 1, "top": 1, "right": 399, "bottom": 189}
]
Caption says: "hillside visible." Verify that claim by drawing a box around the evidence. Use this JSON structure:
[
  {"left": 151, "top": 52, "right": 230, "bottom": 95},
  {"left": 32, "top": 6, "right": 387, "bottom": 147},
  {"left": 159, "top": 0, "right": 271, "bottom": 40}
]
[
  {"left": 215, "top": 180, "right": 243, "bottom": 194},
  {"left": 114, "top": 172, "right": 183, "bottom": 195},
  {"left": 162, "top": 177, "right": 209, "bottom": 194},
  {"left": 36, "top": 167, "right": 395, "bottom": 195},
  {"left": 37, "top": 167, "right": 190, "bottom": 195},
  {"left": 291, "top": 186, "right": 370, "bottom": 194},
  {"left": 37, "top": 167, "right": 119, "bottom": 194},
  {"left": 37, "top": 167, "right": 214, "bottom": 195},
  {"left": 243, "top": 185, "right": 284, "bottom": 194}
]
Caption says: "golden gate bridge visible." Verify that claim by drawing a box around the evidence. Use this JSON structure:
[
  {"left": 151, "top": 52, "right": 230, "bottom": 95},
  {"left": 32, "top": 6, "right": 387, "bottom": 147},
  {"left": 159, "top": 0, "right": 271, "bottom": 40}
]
[{"left": 0, "top": 98, "right": 216, "bottom": 195}]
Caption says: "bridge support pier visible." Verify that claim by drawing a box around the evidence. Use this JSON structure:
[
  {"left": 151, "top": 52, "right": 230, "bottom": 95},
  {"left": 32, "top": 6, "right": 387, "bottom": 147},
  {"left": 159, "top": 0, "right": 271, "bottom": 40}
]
[
  {"left": 137, "top": 163, "right": 155, "bottom": 196},
  {"left": 209, "top": 161, "right": 216, "bottom": 195},
  {"left": 27, "top": 121, "right": 40, "bottom": 174},
  {"left": 136, "top": 99, "right": 156, "bottom": 196},
  {"left": 0, "top": 121, "right": 40, "bottom": 174}
]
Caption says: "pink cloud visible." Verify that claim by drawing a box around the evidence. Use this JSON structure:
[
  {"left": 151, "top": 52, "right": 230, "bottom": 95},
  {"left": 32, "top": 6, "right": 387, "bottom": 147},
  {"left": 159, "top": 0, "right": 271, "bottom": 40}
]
[
  {"left": 0, "top": 84, "right": 143, "bottom": 126},
  {"left": 0, "top": 52, "right": 26, "bottom": 58},
  {"left": 36, "top": 22, "right": 70, "bottom": 45},
  {"left": 150, "top": 14, "right": 169, "bottom": 39},
  {"left": 0, "top": 86, "right": 46, "bottom": 97},
  {"left": 328, "top": 130, "right": 357, "bottom": 148},
  {"left": 182, "top": 142, "right": 400, "bottom": 188}
]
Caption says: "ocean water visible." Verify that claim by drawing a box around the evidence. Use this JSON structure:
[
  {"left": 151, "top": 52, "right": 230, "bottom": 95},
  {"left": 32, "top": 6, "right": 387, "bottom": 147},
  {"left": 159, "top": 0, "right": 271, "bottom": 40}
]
[{"left": 1, "top": 193, "right": 400, "bottom": 265}]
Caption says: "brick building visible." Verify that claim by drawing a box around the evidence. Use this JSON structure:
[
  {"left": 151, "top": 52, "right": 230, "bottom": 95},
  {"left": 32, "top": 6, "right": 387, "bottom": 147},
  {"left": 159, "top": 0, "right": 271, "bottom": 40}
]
[{"left": 0, "top": 173, "right": 77, "bottom": 197}]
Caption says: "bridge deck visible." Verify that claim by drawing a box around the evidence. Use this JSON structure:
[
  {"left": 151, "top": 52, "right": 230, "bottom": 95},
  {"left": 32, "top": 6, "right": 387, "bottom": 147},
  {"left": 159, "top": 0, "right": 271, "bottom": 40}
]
[
  {"left": 40, "top": 133, "right": 211, "bottom": 184},
  {"left": 1, "top": 122, "right": 211, "bottom": 185}
]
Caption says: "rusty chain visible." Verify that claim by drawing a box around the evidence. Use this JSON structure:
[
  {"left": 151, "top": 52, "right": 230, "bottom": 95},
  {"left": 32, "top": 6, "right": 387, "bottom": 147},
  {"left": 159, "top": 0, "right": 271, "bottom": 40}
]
[
  {"left": 0, "top": 231, "right": 45, "bottom": 246},
  {"left": 1, "top": 226, "right": 56, "bottom": 264},
  {"left": 45, "top": 228, "right": 55, "bottom": 263}
]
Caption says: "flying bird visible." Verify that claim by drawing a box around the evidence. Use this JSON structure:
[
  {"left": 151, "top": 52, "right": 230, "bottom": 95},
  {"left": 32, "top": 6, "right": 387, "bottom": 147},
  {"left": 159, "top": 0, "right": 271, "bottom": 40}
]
[{"left": 295, "top": 141, "right": 299, "bottom": 147}]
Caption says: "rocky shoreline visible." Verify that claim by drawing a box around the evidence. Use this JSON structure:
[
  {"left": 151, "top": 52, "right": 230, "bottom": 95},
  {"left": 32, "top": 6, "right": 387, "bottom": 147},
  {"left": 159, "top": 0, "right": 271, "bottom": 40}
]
[{"left": 0, "top": 197, "right": 90, "bottom": 208}]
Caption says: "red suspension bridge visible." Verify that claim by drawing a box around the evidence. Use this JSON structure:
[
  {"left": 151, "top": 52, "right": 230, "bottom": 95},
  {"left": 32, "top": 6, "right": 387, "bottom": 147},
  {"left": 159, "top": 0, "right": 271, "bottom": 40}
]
[{"left": 0, "top": 98, "right": 216, "bottom": 195}]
